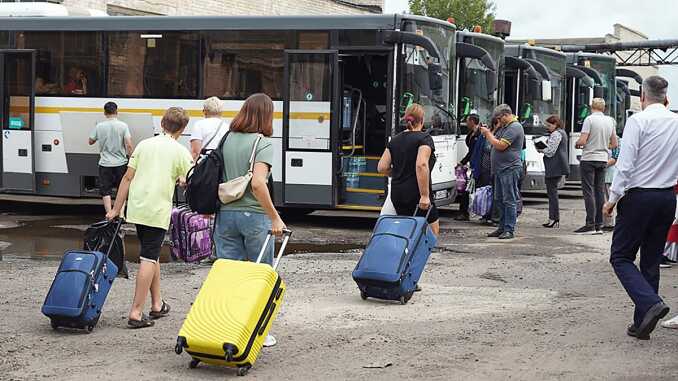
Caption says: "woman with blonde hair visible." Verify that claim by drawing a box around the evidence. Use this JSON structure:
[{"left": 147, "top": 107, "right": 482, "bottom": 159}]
[{"left": 377, "top": 103, "right": 439, "bottom": 236}]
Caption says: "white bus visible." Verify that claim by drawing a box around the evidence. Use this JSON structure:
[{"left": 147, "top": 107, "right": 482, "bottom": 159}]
[
  {"left": 0, "top": 14, "right": 459, "bottom": 212},
  {"left": 503, "top": 45, "right": 567, "bottom": 191},
  {"left": 564, "top": 53, "right": 617, "bottom": 181},
  {"left": 454, "top": 30, "right": 503, "bottom": 164}
]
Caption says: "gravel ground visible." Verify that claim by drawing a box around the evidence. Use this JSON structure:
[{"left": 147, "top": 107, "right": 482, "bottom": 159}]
[{"left": 1, "top": 193, "right": 678, "bottom": 380}]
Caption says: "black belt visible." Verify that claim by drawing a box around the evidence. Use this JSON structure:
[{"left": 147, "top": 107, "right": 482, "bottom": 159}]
[{"left": 627, "top": 187, "right": 674, "bottom": 193}]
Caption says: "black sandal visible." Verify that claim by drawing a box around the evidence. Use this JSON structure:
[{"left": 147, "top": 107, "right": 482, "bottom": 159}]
[
  {"left": 128, "top": 314, "right": 155, "bottom": 329},
  {"left": 149, "top": 300, "right": 171, "bottom": 320}
]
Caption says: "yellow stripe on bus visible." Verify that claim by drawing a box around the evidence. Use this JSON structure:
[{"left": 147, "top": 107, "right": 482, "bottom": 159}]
[{"left": 34, "top": 106, "right": 329, "bottom": 120}]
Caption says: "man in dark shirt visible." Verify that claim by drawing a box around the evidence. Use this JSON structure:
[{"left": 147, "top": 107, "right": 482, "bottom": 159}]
[
  {"left": 480, "top": 104, "right": 525, "bottom": 239},
  {"left": 456, "top": 112, "right": 481, "bottom": 221}
]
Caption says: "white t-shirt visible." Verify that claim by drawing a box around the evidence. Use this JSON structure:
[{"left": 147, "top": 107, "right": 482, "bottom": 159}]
[
  {"left": 581, "top": 112, "right": 615, "bottom": 162},
  {"left": 189, "top": 118, "right": 227, "bottom": 150}
]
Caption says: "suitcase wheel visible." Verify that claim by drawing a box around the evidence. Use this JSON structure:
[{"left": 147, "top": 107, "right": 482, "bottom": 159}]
[
  {"left": 189, "top": 358, "right": 200, "bottom": 369},
  {"left": 360, "top": 291, "right": 368, "bottom": 301},
  {"left": 85, "top": 324, "right": 95, "bottom": 333},
  {"left": 237, "top": 365, "right": 251, "bottom": 377},
  {"left": 50, "top": 320, "right": 59, "bottom": 330},
  {"left": 399, "top": 292, "right": 413, "bottom": 305}
]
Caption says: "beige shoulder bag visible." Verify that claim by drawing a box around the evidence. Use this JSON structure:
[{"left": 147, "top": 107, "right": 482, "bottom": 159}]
[{"left": 218, "top": 134, "right": 263, "bottom": 204}]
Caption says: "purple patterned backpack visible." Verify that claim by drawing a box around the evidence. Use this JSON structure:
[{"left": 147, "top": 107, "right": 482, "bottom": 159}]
[{"left": 170, "top": 207, "right": 213, "bottom": 263}]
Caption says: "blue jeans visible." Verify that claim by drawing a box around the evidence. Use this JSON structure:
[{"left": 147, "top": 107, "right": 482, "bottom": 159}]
[
  {"left": 214, "top": 210, "right": 274, "bottom": 265},
  {"left": 494, "top": 166, "right": 522, "bottom": 233},
  {"left": 610, "top": 189, "right": 675, "bottom": 327}
]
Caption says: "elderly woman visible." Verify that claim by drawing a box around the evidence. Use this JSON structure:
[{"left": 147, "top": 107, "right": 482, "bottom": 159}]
[
  {"left": 538, "top": 115, "right": 570, "bottom": 228},
  {"left": 377, "top": 103, "right": 439, "bottom": 236},
  {"left": 189, "top": 96, "right": 227, "bottom": 160}
]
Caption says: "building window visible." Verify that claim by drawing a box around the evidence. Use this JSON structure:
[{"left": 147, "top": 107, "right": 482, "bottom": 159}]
[
  {"left": 107, "top": 32, "right": 198, "bottom": 98},
  {"left": 203, "top": 31, "right": 290, "bottom": 100},
  {"left": 16, "top": 31, "right": 103, "bottom": 96}
]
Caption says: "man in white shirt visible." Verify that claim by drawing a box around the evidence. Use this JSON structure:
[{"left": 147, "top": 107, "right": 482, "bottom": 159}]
[
  {"left": 190, "top": 96, "right": 227, "bottom": 160},
  {"left": 575, "top": 98, "right": 618, "bottom": 234},
  {"left": 603, "top": 75, "right": 678, "bottom": 340}
]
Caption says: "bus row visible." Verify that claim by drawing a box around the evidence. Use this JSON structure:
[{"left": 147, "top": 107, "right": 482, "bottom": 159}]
[
  {"left": 455, "top": 30, "right": 638, "bottom": 191},
  {"left": 0, "top": 14, "right": 635, "bottom": 213}
]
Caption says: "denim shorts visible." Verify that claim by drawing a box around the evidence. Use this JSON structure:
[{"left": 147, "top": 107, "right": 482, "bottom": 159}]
[{"left": 214, "top": 209, "right": 274, "bottom": 265}]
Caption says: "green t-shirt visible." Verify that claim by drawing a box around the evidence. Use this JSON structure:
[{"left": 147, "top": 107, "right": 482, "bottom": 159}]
[
  {"left": 221, "top": 132, "right": 274, "bottom": 213},
  {"left": 126, "top": 134, "right": 193, "bottom": 230},
  {"left": 90, "top": 118, "right": 131, "bottom": 167}
]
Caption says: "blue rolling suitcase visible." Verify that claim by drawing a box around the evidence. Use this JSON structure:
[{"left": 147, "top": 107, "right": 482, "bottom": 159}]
[
  {"left": 352, "top": 209, "right": 437, "bottom": 305},
  {"left": 42, "top": 219, "right": 123, "bottom": 332}
]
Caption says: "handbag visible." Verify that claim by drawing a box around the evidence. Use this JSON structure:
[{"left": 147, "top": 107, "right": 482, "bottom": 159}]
[
  {"left": 470, "top": 185, "right": 493, "bottom": 217},
  {"left": 218, "top": 134, "right": 263, "bottom": 205}
]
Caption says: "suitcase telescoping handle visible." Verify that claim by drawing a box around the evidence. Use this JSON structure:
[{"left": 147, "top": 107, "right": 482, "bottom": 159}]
[
  {"left": 255, "top": 229, "right": 293, "bottom": 271},
  {"left": 413, "top": 206, "right": 432, "bottom": 221},
  {"left": 105, "top": 218, "right": 125, "bottom": 259}
]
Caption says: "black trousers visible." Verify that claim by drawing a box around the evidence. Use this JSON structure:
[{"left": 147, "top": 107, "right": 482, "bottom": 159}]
[
  {"left": 581, "top": 161, "right": 607, "bottom": 228},
  {"left": 459, "top": 190, "right": 470, "bottom": 215},
  {"left": 610, "top": 189, "right": 676, "bottom": 327},
  {"left": 545, "top": 176, "right": 562, "bottom": 221}
]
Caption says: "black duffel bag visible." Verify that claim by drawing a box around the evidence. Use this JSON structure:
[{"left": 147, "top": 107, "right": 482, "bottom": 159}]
[{"left": 84, "top": 219, "right": 129, "bottom": 278}]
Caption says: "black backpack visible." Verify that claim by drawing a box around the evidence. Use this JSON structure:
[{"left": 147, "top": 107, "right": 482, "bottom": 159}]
[{"left": 185, "top": 131, "right": 230, "bottom": 214}]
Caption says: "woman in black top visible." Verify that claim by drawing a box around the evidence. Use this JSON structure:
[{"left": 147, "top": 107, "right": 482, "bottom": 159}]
[
  {"left": 537, "top": 115, "right": 569, "bottom": 228},
  {"left": 377, "top": 104, "right": 439, "bottom": 236}
]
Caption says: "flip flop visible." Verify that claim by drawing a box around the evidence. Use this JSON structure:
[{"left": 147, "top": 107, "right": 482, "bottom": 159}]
[
  {"left": 128, "top": 314, "right": 155, "bottom": 329},
  {"left": 149, "top": 300, "right": 171, "bottom": 320}
]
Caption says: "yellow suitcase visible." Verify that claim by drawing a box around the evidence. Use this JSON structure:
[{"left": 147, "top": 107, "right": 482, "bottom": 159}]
[{"left": 175, "top": 230, "right": 291, "bottom": 376}]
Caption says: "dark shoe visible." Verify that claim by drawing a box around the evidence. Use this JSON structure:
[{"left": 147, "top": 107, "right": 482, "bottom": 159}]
[
  {"left": 542, "top": 220, "right": 560, "bottom": 228},
  {"left": 602, "top": 225, "right": 615, "bottom": 232},
  {"left": 498, "top": 232, "right": 515, "bottom": 240},
  {"left": 636, "top": 302, "right": 670, "bottom": 339},
  {"left": 487, "top": 229, "right": 504, "bottom": 238},
  {"left": 454, "top": 214, "right": 470, "bottom": 221},
  {"left": 128, "top": 314, "right": 155, "bottom": 329},
  {"left": 149, "top": 300, "right": 171, "bottom": 320},
  {"left": 574, "top": 225, "right": 596, "bottom": 235},
  {"left": 627, "top": 324, "right": 648, "bottom": 340}
]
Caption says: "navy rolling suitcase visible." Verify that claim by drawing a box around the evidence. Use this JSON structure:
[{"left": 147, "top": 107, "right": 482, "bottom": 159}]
[
  {"left": 352, "top": 209, "right": 437, "bottom": 304},
  {"left": 42, "top": 219, "right": 123, "bottom": 332}
]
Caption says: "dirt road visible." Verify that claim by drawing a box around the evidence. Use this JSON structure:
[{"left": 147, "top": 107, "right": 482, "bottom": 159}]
[{"left": 1, "top": 196, "right": 678, "bottom": 380}]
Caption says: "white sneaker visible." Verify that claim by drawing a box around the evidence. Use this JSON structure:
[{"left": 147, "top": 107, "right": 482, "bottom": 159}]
[
  {"left": 263, "top": 334, "right": 277, "bottom": 348},
  {"left": 660, "top": 263, "right": 672, "bottom": 269},
  {"left": 661, "top": 315, "right": 678, "bottom": 329}
]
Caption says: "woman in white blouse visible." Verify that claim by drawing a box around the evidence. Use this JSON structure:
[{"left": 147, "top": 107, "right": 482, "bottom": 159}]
[{"left": 538, "top": 115, "right": 570, "bottom": 228}]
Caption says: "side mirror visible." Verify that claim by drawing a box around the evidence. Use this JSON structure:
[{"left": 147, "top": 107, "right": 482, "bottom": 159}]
[
  {"left": 541, "top": 80, "right": 552, "bottom": 102},
  {"left": 428, "top": 62, "right": 443, "bottom": 91}
]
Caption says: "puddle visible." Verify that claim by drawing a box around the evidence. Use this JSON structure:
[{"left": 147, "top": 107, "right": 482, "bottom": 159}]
[{"left": 0, "top": 216, "right": 364, "bottom": 263}]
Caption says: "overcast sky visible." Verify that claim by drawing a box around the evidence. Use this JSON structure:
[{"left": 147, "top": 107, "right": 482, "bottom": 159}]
[{"left": 384, "top": 0, "right": 678, "bottom": 102}]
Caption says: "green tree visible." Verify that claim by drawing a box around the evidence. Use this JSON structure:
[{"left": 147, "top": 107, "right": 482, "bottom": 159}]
[{"left": 408, "top": 0, "right": 496, "bottom": 34}]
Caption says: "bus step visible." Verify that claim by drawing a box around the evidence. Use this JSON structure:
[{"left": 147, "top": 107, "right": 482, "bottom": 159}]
[
  {"left": 341, "top": 188, "right": 385, "bottom": 206},
  {"left": 336, "top": 204, "right": 382, "bottom": 212}
]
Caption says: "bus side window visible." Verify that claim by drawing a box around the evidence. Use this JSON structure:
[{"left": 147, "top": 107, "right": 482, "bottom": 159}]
[
  {"left": 16, "top": 31, "right": 104, "bottom": 97},
  {"left": 107, "top": 32, "right": 199, "bottom": 98}
]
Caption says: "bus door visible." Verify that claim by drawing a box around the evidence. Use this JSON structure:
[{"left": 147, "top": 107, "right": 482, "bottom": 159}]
[
  {"left": 282, "top": 51, "right": 338, "bottom": 206},
  {"left": 0, "top": 50, "right": 36, "bottom": 192}
]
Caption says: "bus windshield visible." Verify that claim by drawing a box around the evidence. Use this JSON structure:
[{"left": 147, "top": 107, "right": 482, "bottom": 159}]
[
  {"left": 458, "top": 37, "right": 502, "bottom": 133},
  {"left": 521, "top": 51, "right": 565, "bottom": 135},
  {"left": 586, "top": 57, "right": 616, "bottom": 118},
  {"left": 399, "top": 22, "right": 456, "bottom": 136}
]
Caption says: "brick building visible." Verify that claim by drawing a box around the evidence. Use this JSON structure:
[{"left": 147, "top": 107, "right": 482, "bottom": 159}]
[{"left": 0, "top": 0, "right": 384, "bottom": 16}]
